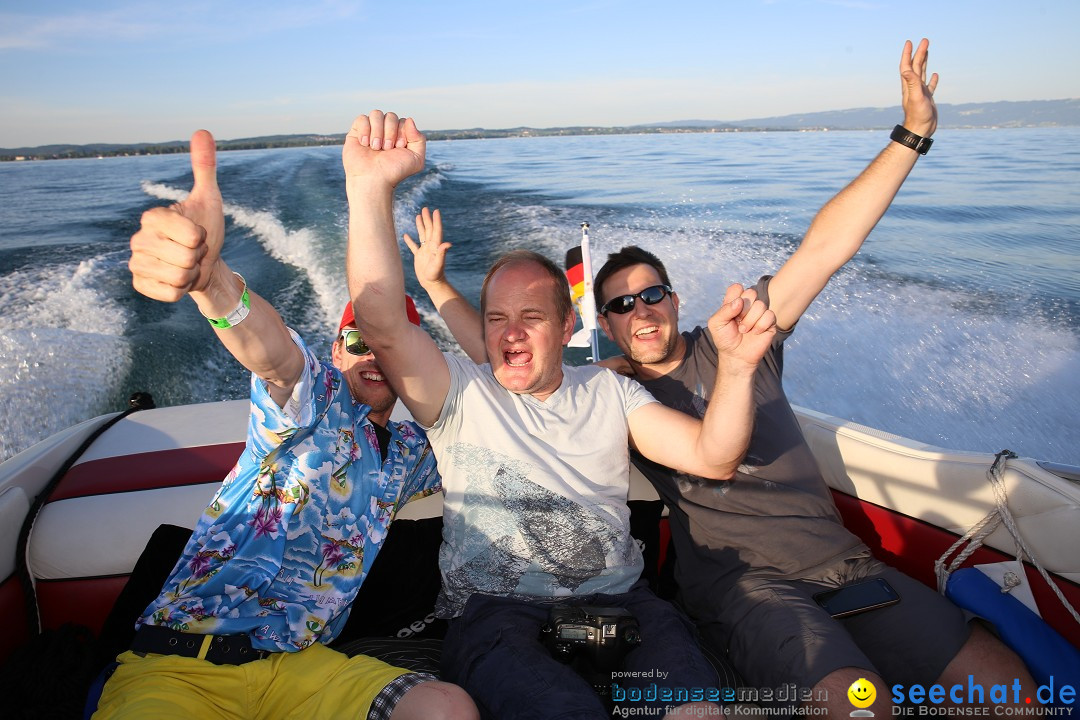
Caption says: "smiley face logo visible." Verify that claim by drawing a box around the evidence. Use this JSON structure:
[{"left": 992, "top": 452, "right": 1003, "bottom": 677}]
[{"left": 848, "top": 678, "right": 877, "bottom": 709}]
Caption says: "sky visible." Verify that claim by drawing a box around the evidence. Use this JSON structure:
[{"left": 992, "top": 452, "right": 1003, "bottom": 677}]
[{"left": 1, "top": 0, "right": 1078, "bottom": 148}]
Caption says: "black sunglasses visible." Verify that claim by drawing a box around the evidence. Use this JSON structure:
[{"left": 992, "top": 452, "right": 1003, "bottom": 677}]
[
  {"left": 599, "top": 284, "right": 674, "bottom": 315},
  {"left": 339, "top": 329, "right": 371, "bottom": 356}
]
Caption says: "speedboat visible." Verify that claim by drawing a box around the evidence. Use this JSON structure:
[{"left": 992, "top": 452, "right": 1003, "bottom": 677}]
[{"left": 2, "top": 395, "right": 1078, "bottom": 708}]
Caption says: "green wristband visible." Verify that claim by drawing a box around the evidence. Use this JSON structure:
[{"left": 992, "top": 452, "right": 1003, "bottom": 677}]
[{"left": 203, "top": 272, "right": 251, "bottom": 329}]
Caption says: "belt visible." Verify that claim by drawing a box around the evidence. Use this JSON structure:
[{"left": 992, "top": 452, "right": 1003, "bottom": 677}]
[{"left": 132, "top": 624, "right": 271, "bottom": 665}]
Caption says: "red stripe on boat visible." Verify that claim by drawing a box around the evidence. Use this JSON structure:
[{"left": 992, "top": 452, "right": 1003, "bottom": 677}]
[
  {"left": 833, "top": 489, "right": 1080, "bottom": 649},
  {"left": 37, "top": 576, "right": 129, "bottom": 637},
  {"left": 48, "top": 443, "right": 246, "bottom": 502}
]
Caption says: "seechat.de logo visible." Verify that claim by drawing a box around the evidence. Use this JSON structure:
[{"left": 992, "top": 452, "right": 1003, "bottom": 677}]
[{"left": 849, "top": 678, "right": 878, "bottom": 717}]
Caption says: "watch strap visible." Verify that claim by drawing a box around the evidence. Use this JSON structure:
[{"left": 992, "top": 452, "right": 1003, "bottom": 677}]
[{"left": 890, "top": 124, "right": 933, "bottom": 155}]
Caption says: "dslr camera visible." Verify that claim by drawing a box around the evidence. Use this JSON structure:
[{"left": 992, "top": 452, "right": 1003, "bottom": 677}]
[{"left": 540, "top": 604, "right": 642, "bottom": 696}]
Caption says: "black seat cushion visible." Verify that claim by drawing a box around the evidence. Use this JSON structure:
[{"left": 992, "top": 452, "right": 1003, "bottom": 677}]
[
  {"left": 98, "top": 516, "right": 448, "bottom": 658},
  {"left": 96, "top": 523, "right": 193, "bottom": 668},
  {"left": 96, "top": 508, "right": 743, "bottom": 691},
  {"left": 628, "top": 500, "right": 664, "bottom": 591},
  {"left": 333, "top": 516, "right": 447, "bottom": 644}
]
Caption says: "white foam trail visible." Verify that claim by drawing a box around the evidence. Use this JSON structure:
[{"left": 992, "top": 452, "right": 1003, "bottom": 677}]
[
  {"left": 379, "top": 168, "right": 470, "bottom": 353},
  {"left": 143, "top": 173, "right": 450, "bottom": 336},
  {"left": 559, "top": 220, "right": 1080, "bottom": 464},
  {"left": 786, "top": 278, "right": 1080, "bottom": 462},
  {"left": 399, "top": 169, "right": 447, "bottom": 213},
  {"left": 142, "top": 176, "right": 462, "bottom": 354},
  {"left": 225, "top": 204, "right": 338, "bottom": 329},
  {"left": 141, "top": 181, "right": 339, "bottom": 330},
  {"left": 140, "top": 182, "right": 186, "bottom": 203},
  {"left": 392, "top": 169, "right": 446, "bottom": 236},
  {"left": 0, "top": 256, "right": 132, "bottom": 460}
]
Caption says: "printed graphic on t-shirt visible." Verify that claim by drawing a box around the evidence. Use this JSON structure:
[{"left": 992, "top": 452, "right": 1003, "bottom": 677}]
[{"left": 438, "top": 442, "right": 631, "bottom": 615}]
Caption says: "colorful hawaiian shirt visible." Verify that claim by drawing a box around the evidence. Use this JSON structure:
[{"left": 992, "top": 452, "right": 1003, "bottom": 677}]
[{"left": 139, "top": 330, "right": 440, "bottom": 652}]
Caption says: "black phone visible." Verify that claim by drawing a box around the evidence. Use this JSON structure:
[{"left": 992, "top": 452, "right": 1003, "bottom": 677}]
[{"left": 813, "top": 578, "right": 900, "bottom": 618}]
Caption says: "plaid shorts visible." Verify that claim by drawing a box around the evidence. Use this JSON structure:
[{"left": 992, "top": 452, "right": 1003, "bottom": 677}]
[{"left": 367, "top": 671, "right": 438, "bottom": 720}]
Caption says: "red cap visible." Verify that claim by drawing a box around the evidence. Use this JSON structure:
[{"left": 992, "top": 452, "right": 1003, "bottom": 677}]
[{"left": 338, "top": 295, "right": 421, "bottom": 333}]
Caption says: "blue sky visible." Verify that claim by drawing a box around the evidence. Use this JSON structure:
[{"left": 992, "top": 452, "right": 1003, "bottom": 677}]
[{"left": 2, "top": 0, "right": 1078, "bottom": 147}]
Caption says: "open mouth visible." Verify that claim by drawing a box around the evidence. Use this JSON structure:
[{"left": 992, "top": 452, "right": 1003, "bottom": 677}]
[
  {"left": 504, "top": 349, "right": 532, "bottom": 367},
  {"left": 634, "top": 325, "right": 660, "bottom": 339},
  {"left": 360, "top": 371, "right": 385, "bottom": 382}
]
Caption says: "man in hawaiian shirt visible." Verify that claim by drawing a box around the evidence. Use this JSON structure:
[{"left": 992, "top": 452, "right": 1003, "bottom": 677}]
[{"left": 94, "top": 130, "right": 477, "bottom": 720}]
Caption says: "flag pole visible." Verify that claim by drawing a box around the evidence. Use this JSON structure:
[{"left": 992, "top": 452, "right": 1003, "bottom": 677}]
[{"left": 580, "top": 222, "right": 601, "bottom": 362}]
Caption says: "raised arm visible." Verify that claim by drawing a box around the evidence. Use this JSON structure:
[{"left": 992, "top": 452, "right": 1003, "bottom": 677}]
[
  {"left": 629, "top": 285, "right": 776, "bottom": 479},
  {"left": 403, "top": 207, "right": 487, "bottom": 363},
  {"left": 767, "top": 38, "right": 940, "bottom": 331},
  {"left": 128, "top": 131, "right": 303, "bottom": 408},
  {"left": 344, "top": 111, "right": 450, "bottom": 426}
]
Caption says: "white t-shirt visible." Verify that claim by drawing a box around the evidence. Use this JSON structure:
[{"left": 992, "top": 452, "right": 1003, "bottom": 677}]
[{"left": 425, "top": 353, "right": 656, "bottom": 617}]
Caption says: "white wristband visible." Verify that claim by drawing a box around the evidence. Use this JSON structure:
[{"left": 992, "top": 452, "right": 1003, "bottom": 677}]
[{"left": 202, "top": 272, "right": 251, "bottom": 329}]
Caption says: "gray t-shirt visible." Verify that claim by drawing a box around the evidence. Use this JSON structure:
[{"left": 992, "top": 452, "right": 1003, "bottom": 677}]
[
  {"left": 633, "top": 276, "right": 867, "bottom": 622},
  {"left": 426, "top": 353, "right": 655, "bottom": 617}
]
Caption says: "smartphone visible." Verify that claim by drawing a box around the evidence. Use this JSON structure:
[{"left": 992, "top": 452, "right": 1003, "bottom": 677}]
[{"left": 813, "top": 578, "right": 900, "bottom": 618}]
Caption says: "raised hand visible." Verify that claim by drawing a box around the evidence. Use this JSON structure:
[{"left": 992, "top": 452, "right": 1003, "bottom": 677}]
[
  {"left": 342, "top": 110, "right": 426, "bottom": 189},
  {"left": 706, "top": 283, "right": 776, "bottom": 374},
  {"left": 403, "top": 207, "right": 451, "bottom": 288},
  {"left": 401, "top": 206, "right": 488, "bottom": 364},
  {"left": 129, "top": 130, "right": 224, "bottom": 302},
  {"left": 900, "top": 38, "right": 939, "bottom": 137}
]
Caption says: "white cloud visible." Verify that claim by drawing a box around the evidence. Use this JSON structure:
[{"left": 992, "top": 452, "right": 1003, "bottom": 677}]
[
  {"left": 0, "top": 1, "right": 362, "bottom": 51},
  {"left": 0, "top": 10, "right": 156, "bottom": 50}
]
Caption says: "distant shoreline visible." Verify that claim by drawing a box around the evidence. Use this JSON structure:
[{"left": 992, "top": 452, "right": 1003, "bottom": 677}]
[
  {"left": 2, "top": 124, "right": 1075, "bottom": 163},
  {"left": 0, "top": 125, "right": 768, "bottom": 162},
  {"left": 5, "top": 96, "right": 1078, "bottom": 162}
]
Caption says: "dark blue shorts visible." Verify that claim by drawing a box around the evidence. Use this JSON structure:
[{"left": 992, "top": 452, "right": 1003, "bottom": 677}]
[{"left": 441, "top": 580, "right": 720, "bottom": 720}]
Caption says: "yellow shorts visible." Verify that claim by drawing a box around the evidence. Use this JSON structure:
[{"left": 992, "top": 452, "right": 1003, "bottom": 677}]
[{"left": 93, "top": 642, "right": 409, "bottom": 719}]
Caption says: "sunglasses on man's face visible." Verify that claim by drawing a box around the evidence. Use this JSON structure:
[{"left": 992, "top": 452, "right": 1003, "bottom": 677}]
[
  {"left": 599, "top": 284, "right": 674, "bottom": 315},
  {"left": 339, "top": 329, "right": 371, "bottom": 356}
]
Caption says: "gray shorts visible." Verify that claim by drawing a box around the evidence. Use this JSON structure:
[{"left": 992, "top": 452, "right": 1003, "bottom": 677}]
[{"left": 696, "top": 554, "right": 971, "bottom": 690}]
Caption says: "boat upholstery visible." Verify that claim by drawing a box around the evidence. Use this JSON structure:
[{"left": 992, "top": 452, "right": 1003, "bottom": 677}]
[{"left": 3, "top": 399, "right": 1078, "bottom": 665}]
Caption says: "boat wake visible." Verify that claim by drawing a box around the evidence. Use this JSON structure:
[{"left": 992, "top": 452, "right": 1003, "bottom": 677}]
[
  {"left": 584, "top": 223, "right": 1080, "bottom": 464},
  {"left": 141, "top": 181, "right": 343, "bottom": 330},
  {"left": 0, "top": 255, "right": 132, "bottom": 460}
]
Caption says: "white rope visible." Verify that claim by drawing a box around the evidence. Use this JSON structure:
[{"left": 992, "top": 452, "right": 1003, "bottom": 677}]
[{"left": 935, "top": 450, "right": 1080, "bottom": 627}]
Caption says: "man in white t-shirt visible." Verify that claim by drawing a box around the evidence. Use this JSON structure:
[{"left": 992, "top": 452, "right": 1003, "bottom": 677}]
[{"left": 341, "top": 110, "right": 776, "bottom": 719}]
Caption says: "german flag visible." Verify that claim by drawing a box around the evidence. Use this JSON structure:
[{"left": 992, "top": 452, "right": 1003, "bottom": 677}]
[
  {"left": 565, "top": 246, "right": 587, "bottom": 318},
  {"left": 565, "top": 239, "right": 598, "bottom": 352}
]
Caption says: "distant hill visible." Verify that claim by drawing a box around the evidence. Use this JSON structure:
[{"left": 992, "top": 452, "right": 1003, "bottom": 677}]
[
  {"left": 644, "top": 99, "right": 1080, "bottom": 130},
  {"left": 0, "top": 134, "right": 345, "bottom": 161},
  {"left": 3, "top": 99, "right": 1077, "bottom": 161}
]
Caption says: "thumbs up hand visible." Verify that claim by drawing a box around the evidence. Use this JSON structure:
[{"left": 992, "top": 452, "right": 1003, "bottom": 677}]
[{"left": 129, "top": 130, "right": 225, "bottom": 301}]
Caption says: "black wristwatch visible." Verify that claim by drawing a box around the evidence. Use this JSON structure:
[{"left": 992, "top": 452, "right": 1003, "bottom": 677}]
[{"left": 890, "top": 124, "right": 933, "bottom": 155}]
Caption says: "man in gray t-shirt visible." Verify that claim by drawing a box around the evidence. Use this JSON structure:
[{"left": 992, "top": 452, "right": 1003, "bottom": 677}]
[
  {"left": 592, "top": 39, "right": 1035, "bottom": 716},
  {"left": 624, "top": 276, "right": 866, "bottom": 612},
  {"left": 343, "top": 110, "right": 777, "bottom": 718}
]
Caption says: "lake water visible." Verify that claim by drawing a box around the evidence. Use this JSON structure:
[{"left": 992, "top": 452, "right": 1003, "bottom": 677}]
[{"left": 0, "top": 128, "right": 1077, "bottom": 464}]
